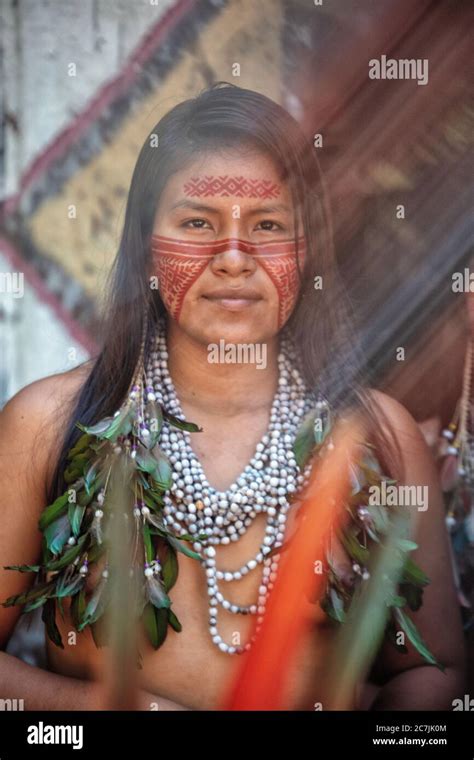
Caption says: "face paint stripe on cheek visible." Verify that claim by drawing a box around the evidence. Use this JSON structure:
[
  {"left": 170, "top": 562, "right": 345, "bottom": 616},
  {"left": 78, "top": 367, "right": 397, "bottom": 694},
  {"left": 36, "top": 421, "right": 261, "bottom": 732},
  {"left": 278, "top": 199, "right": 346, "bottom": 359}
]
[
  {"left": 152, "top": 234, "right": 306, "bottom": 256},
  {"left": 151, "top": 238, "right": 213, "bottom": 321},
  {"left": 150, "top": 235, "right": 306, "bottom": 326},
  {"left": 253, "top": 252, "right": 303, "bottom": 328}
]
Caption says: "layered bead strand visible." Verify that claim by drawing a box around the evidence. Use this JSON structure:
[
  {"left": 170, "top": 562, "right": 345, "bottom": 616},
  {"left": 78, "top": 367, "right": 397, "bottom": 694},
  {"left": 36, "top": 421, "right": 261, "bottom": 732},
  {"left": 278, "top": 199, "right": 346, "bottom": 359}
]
[{"left": 144, "top": 321, "right": 315, "bottom": 653}]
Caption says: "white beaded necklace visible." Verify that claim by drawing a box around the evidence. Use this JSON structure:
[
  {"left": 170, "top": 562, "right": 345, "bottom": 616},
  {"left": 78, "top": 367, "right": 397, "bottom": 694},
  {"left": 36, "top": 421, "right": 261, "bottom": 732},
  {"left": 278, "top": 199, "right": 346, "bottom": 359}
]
[{"left": 145, "top": 323, "right": 315, "bottom": 654}]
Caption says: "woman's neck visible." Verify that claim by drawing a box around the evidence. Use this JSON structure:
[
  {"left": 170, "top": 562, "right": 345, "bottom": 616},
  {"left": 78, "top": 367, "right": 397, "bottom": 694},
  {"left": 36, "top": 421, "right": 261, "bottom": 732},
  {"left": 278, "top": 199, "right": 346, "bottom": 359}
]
[{"left": 166, "top": 320, "right": 279, "bottom": 418}]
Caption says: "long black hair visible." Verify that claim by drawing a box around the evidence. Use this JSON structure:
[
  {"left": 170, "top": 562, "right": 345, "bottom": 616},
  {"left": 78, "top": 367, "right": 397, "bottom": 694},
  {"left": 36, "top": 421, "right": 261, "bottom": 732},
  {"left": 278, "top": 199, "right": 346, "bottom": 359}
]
[{"left": 48, "top": 81, "right": 402, "bottom": 502}]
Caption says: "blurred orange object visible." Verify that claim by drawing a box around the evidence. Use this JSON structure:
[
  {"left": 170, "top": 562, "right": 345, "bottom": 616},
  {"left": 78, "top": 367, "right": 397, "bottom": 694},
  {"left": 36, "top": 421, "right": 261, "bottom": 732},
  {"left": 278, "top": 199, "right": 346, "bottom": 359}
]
[{"left": 221, "top": 419, "right": 360, "bottom": 710}]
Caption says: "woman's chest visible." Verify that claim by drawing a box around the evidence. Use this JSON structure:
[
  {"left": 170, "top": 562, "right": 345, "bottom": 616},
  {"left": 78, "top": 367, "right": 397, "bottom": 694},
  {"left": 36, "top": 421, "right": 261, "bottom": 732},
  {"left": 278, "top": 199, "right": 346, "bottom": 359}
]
[{"left": 47, "top": 511, "right": 336, "bottom": 710}]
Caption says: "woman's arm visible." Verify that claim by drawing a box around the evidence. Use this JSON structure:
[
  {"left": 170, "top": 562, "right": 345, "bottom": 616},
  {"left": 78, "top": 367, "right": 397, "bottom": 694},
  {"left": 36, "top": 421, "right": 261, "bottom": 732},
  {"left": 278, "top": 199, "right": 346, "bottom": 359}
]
[
  {"left": 0, "top": 374, "right": 189, "bottom": 711},
  {"left": 0, "top": 650, "right": 188, "bottom": 710},
  {"left": 367, "top": 391, "right": 466, "bottom": 710}
]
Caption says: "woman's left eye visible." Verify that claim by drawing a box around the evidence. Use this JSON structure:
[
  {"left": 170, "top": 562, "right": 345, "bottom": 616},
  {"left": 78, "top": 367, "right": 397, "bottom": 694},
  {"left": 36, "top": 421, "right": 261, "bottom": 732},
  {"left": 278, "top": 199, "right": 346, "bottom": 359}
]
[{"left": 256, "top": 220, "right": 284, "bottom": 232}]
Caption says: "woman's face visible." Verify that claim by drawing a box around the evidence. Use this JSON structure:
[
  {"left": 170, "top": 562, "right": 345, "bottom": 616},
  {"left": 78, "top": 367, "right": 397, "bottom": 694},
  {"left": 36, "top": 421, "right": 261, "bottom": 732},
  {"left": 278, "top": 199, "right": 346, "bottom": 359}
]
[{"left": 151, "top": 146, "right": 305, "bottom": 347}]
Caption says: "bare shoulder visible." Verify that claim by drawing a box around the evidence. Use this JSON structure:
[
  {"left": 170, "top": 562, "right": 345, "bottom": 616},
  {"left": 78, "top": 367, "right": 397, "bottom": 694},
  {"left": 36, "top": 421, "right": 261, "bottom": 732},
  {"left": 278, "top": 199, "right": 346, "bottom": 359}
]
[
  {"left": 0, "top": 362, "right": 92, "bottom": 496},
  {"left": 365, "top": 388, "right": 427, "bottom": 454},
  {"left": 1, "top": 362, "right": 91, "bottom": 426}
]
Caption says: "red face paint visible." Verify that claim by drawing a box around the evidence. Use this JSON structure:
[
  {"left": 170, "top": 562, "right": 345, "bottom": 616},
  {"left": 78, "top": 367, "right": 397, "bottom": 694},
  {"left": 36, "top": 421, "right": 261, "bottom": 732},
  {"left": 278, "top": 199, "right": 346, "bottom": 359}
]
[
  {"left": 183, "top": 175, "right": 281, "bottom": 199},
  {"left": 150, "top": 234, "right": 306, "bottom": 327}
]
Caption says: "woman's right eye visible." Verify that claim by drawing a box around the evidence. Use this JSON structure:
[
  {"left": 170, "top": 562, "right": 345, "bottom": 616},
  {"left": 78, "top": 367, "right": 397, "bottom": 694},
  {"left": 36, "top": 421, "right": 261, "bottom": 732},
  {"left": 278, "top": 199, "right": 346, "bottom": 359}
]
[{"left": 181, "top": 218, "right": 211, "bottom": 229}]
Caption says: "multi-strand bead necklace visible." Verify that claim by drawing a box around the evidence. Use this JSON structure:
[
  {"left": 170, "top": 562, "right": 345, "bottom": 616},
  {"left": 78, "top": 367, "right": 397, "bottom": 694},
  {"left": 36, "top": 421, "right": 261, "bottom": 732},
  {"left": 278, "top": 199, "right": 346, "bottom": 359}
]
[{"left": 144, "top": 324, "right": 315, "bottom": 653}]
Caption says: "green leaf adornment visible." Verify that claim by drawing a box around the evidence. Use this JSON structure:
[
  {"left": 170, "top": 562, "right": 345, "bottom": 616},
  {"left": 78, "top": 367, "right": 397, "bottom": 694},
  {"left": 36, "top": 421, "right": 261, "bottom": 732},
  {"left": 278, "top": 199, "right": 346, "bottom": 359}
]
[
  {"left": 3, "top": 564, "right": 40, "bottom": 573},
  {"left": 168, "top": 608, "right": 182, "bottom": 633},
  {"left": 46, "top": 534, "right": 87, "bottom": 571},
  {"left": 394, "top": 608, "right": 444, "bottom": 671},
  {"left": 42, "top": 598, "right": 64, "bottom": 649},
  {"left": 71, "top": 587, "right": 86, "bottom": 631},
  {"left": 150, "top": 448, "right": 172, "bottom": 490},
  {"left": 163, "top": 411, "right": 202, "bottom": 433},
  {"left": 143, "top": 602, "right": 159, "bottom": 649},
  {"left": 293, "top": 410, "right": 316, "bottom": 469},
  {"left": 155, "top": 607, "right": 169, "bottom": 647},
  {"left": 38, "top": 492, "right": 69, "bottom": 531},
  {"left": 143, "top": 523, "right": 154, "bottom": 564},
  {"left": 168, "top": 536, "right": 201, "bottom": 560},
  {"left": 44, "top": 514, "right": 71, "bottom": 555},
  {"left": 68, "top": 433, "right": 93, "bottom": 459},
  {"left": 162, "top": 546, "right": 179, "bottom": 592}
]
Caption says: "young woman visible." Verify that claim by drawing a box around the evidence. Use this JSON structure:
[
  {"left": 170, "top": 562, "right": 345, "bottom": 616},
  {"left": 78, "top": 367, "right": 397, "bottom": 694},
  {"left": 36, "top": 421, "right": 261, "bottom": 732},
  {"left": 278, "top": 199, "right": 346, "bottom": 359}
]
[{"left": 0, "top": 83, "right": 465, "bottom": 710}]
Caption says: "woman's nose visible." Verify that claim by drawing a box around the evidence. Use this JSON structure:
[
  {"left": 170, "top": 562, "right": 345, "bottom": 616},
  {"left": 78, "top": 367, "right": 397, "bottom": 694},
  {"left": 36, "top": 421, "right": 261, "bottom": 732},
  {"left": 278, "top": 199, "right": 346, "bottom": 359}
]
[{"left": 210, "top": 244, "right": 257, "bottom": 276}]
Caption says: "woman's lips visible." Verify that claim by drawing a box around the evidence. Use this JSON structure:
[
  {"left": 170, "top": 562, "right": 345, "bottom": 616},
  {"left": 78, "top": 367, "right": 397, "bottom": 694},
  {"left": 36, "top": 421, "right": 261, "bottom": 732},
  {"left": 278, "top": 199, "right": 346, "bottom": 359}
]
[{"left": 202, "top": 293, "right": 262, "bottom": 311}]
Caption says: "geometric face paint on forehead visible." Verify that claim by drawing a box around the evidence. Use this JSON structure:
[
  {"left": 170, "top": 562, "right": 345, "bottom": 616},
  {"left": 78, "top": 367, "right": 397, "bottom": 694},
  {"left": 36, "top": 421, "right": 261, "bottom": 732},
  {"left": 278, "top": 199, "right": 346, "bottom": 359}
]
[
  {"left": 183, "top": 176, "right": 281, "bottom": 199},
  {"left": 150, "top": 234, "right": 306, "bottom": 327}
]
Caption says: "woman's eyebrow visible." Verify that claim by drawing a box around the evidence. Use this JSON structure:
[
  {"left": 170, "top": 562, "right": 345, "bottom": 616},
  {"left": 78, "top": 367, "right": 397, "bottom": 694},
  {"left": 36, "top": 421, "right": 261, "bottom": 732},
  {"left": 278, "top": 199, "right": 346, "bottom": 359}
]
[
  {"left": 169, "top": 200, "right": 219, "bottom": 213},
  {"left": 247, "top": 203, "right": 291, "bottom": 215},
  {"left": 169, "top": 199, "right": 292, "bottom": 215}
]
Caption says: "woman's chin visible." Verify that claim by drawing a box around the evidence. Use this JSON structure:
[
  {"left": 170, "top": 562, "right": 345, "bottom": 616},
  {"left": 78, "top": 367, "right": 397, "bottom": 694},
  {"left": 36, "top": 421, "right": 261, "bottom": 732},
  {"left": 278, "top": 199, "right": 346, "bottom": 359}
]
[
  {"left": 179, "top": 316, "right": 276, "bottom": 348},
  {"left": 177, "top": 301, "right": 278, "bottom": 345}
]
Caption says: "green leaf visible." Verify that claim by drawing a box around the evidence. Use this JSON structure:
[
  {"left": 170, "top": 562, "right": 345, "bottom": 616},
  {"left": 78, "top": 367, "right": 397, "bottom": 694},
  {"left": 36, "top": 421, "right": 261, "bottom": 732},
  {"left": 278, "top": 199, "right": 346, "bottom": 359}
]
[
  {"left": 76, "top": 417, "right": 114, "bottom": 438},
  {"left": 143, "top": 602, "right": 159, "bottom": 648},
  {"left": 68, "top": 433, "right": 93, "bottom": 459},
  {"left": 142, "top": 523, "right": 154, "bottom": 564},
  {"left": 328, "top": 589, "right": 346, "bottom": 622},
  {"left": 2, "top": 580, "right": 55, "bottom": 608},
  {"left": 77, "top": 487, "right": 96, "bottom": 507},
  {"left": 103, "top": 407, "right": 134, "bottom": 442},
  {"left": 149, "top": 489, "right": 164, "bottom": 506},
  {"left": 57, "top": 596, "right": 65, "bottom": 622},
  {"left": 23, "top": 595, "right": 51, "bottom": 613},
  {"left": 44, "top": 514, "right": 71, "bottom": 555},
  {"left": 387, "top": 594, "right": 407, "bottom": 608},
  {"left": 55, "top": 572, "right": 85, "bottom": 598},
  {"left": 155, "top": 607, "right": 169, "bottom": 647},
  {"left": 84, "top": 459, "right": 102, "bottom": 495},
  {"left": 143, "top": 492, "right": 163, "bottom": 513},
  {"left": 168, "top": 536, "right": 200, "bottom": 560},
  {"left": 3, "top": 564, "right": 40, "bottom": 573},
  {"left": 399, "top": 582, "right": 423, "bottom": 612},
  {"left": 168, "top": 608, "right": 182, "bottom": 633},
  {"left": 38, "top": 492, "right": 69, "bottom": 531},
  {"left": 163, "top": 411, "right": 202, "bottom": 433},
  {"left": 402, "top": 557, "right": 430, "bottom": 587},
  {"left": 340, "top": 530, "right": 370, "bottom": 565},
  {"left": 42, "top": 598, "right": 64, "bottom": 649},
  {"left": 78, "top": 418, "right": 115, "bottom": 436},
  {"left": 143, "top": 603, "right": 169, "bottom": 649},
  {"left": 78, "top": 579, "right": 109, "bottom": 630},
  {"left": 68, "top": 452, "right": 92, "bottom": 471},
  {"left": 46, "top": 534, "right": 87, "bottom": 571},
  {"left": 87, "top": 542, "right": 106, "bottom": 564},
  {"left": 161, "top": 546, "right": 179, "bottom": 592},
  {"left": 63, "top": 466, "right": 82, "bottom": 485},
  {"left": 70, "top": 504, "right": 86, "bottom": 537},
  {"left": 144, "top": 401, "right": 163, "bottom": 448},
  {"left": 80, "top": 406, "right": 134, "bottom": 442},
  {"left": 147, "top": 575, "right": 171, "bottom": 610},
  {"left": 293, "top": 410, "right": 316, "bottom": 469},
  {"left": 136, "top": 445, "right": 159, "bottom": 474},
  {"left": 150, "top": 448, "right": 173, "bottom": 490},
  {"left": 70, "top": 588, "right": 87, "bottom": 630},
  {"left": 397, "top": 539, "right": 418, "bottom": 552},
  {"left": 394, "top": 608, "right": 444, "bottom": 670}
]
